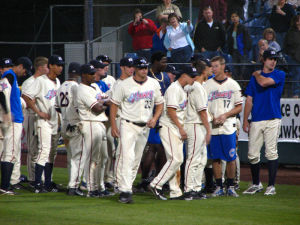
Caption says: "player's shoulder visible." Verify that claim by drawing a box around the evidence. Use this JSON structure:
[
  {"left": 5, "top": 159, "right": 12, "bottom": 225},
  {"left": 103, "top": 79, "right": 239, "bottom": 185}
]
[
  {"left": 227, "top": 77, "right": 241, "bottom": 88},
  {"left": 273, "top": 69, "right": 285, "bottom": 77},
  {"left": 147, "top": 76, "right": 161, "bottom": 86}
]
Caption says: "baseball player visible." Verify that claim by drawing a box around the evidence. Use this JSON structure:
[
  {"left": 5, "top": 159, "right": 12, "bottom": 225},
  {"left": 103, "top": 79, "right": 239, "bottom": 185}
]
[
  {"left": 55, "top": 62, "right": 85, "bottom": 196},
  {"left": 0, "top": 57, "right": 32, "bottom": 195},
  {"left": 90, "top": 59, "right": 110, "bottom": 93},
  {"left": 184, "top": 61, "right": 212, "bottom": 200},
  {"left": 23, "top": 55, "right": 63, "bottom": 193},
  {"left": 204, "top": 56, "right": 243, "bottom": 197},
  {"left": 243, "top": 49, "right": 285, "bottom": 196},
  {"left": 96, "top": 55, "right": 116, "bottom": 89},
  {"left": 76, "top": 64, "right": 108, "bottom": 197},
  {"left": 22, "top": 56, "right": 49, "bottom": 186},
  {"left": 110, "top": 57, "right": 164, "bottom": 203},
  {"left": 150, "top": 65, "right": 197, "bottom": 200}
]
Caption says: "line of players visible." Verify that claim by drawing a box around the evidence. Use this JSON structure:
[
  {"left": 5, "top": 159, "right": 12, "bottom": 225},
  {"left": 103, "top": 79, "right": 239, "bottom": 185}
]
[{"left": 0, "top": 49, "right": 283, "bottom": 203}]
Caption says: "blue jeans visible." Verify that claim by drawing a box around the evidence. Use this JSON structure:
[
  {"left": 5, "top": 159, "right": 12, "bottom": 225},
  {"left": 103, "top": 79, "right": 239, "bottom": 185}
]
[
  {"left": 199, "top": 50, "right": 221, "bottom": 60},
  {"left": 170, "top": 45, "right": 193, "bottom": 70}
]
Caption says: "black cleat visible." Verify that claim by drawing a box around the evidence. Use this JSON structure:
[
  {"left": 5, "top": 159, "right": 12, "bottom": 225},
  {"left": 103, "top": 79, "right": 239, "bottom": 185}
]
[
  {"left": 119, "top": 192, "right": 133, "bottom": 204},
  {"left": 45, "top": 182, "right": 59, "bottom": 192},
  {"left": 67, "top": 188, "right": 84, "bottom": 196},
  {"left": 149, "top": 185, "right": 167, "bottom": 200},
  {"left": 10, "top": 182, "right": 25, "bottom": 190},
  {"left": 169, "top": 195, "right": 185, "bottom": 200},
  {"left": 87, "top": 190, "right": 99, "bottom": 198},
  {"left": 99, "top": 189, "right": 114, "bottom": 197},
  {"left": 34, "top": 184, "right": 48, "bottom": 193}
]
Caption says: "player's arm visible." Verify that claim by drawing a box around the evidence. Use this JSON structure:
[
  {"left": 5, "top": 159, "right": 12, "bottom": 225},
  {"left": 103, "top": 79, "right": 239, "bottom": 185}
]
[
  {"left": 167, "top": 107, "right": 187, "bottom": 140},
  {"left": 243, "top": 96, "right": 253, "bottom": 133},
  {"left": 253, "top": 70, "right": 275, "bottom": 87},
  {"left": 199, "top": 110, "right": 211, "bottom": 144},
  {"left": 147, "top": 103, "right": 163, "bottom": 128},
  {"left": 214, "top": 104, "right": 242, "bottom": 125},
  {"left": 22, "top": 95, "right": 50, "bottom": 120},
  {"left": 109, "top": 102, "right": 120, "bottom": 138},
  {"left": 91, "top": 100, "right": 107, "bottom": 115}
]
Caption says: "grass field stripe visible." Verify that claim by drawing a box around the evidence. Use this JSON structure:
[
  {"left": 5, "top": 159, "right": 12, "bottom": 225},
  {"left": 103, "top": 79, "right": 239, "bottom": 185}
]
[
  {"left": 184, "top": 124, "right": 197, "bottom": 192},
  {"left": 154, "top": 127, "right": 173, "bottom": 188}
]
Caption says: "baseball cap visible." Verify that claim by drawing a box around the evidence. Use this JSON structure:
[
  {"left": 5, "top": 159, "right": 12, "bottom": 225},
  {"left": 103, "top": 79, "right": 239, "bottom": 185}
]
[
  {"left": 0, "top": 58, "right": 14, "bottom": 68},
  {"left": 48, "top": 55, "right": 64, "bottom": 66},
  {"left": 96, "top": 55, "right": 112, "bottom": 63},
  {"left": 192, "top": 54, "right": 211, "bottom": 67},
  {"left": 165, "top": 65, "right": 180, "bottom": 76},
  {"left": 133, "top": 57, "right": 149, "bottom": 68},
  {"left": 181, "top": 65, "right": 199, "bottom": 78},
  {"left": 120, "top": 57, "right": 134, "bottom": 67},
  {"left": 16, "top": 57, "right": 33, "bottom": 75},
  {"left": 224, "top": 65, "right": 232, "bottom": 73},
  {"left": 90, "top": 59, "right": 106, "bottom": 69},
  {"left": 68, "top": 62, "right": 81, "bottom": 74},
  {"left": 80, "top": 64, "right": 96, "bottom": 75},
  {"left": 263, "top": 49, "right": 279, "bottom": 60}
]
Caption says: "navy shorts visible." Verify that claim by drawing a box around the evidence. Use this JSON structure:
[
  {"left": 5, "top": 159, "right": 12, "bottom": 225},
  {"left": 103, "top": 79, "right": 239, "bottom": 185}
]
[
  {"left": 147, "top": 128, "right": 162, "bottom": 144},
  {"left": 207, "top": 132, "right": 237, "bottom": 162}
]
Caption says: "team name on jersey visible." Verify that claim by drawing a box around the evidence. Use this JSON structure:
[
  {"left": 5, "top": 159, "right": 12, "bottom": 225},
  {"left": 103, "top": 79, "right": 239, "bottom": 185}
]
[
  {"left": 96, "top": 93, "right": 103, "bottom": 100},
  {"left": 208, "top": 90, "right": 233, "bottom": 101},
  {"left": 44, "top": 89, "right": 57, "bottom": 100},
  {"left": 0, "top": 82, "right": 8, "bottom": 90},
  {"left": 128, "top": 90, "right": 154, "bottom": 103},
  {"left": 179, "top": 100, "right": 188, "bottom": 109}
]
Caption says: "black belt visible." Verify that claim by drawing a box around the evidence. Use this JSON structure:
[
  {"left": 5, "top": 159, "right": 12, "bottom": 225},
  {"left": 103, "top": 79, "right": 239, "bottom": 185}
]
[{"left": 126, "top": 120, "right": 147, "bottom": 127}]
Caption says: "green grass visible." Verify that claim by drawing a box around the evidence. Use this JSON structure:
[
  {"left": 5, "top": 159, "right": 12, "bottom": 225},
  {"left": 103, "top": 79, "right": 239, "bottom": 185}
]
[{"left": 0, "top": 167, "right": 300, "bottom": 225}]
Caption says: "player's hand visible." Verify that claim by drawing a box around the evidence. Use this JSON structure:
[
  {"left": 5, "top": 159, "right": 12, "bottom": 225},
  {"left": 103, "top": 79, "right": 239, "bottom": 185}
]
[
  {"left": 168, "top": 47, "right": 173, "bottom": 51},
  {"left": 187, "top": 20, "right": 191, "bottom": 26},
  {"left": 179, "top": 127, "right": 187, "bottom": 140},
  {"left": 147, "top": 118, "right": 157, "bottom": 128},
  {"left": 252, "top": 70, "right": 261, "bottom": 77},
  {"left": 142, "top": 19, "right": 148, "bottom": 24},
  {"left": 205, "top": 131, "right": 211, "bottom": 145},
  {"left": 111, "top": 126, "right": 120, "bottom": 138},
  {"left": 38, "top": 111, "right": 50, "bottom": 120},
  {"left": 214, "top": 114, "right": 227, "bottom": 125},
  {"left": 243, "top": 120, "right": 250, "bottom": 133}
]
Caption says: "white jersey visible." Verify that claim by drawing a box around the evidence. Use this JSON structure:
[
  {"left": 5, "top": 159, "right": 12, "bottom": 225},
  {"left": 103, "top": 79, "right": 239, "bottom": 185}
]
[
  {"left": 22, "top": 74, "right": 60, "bottom": 128},
  {"left": 204, "top": 77, "right": 243, "bottom": 135},
  {"left": 159, "top": 81, "right": 187, "bottom": 135},
  {"left": 21, "top": 76, "right": 37, "bottom": 114},
  {"left": 76, "top": 83, "right": 108, "bottom": 122},
  {"left": 102, "top": 75, "right": 116, "bottom": 90},
  {"left": 111, "top": 76, "right": 164, "bottom": 123},
  {"left": 185, "top": 81, "right": 212, "bottom": 124},
  {"left": 55, "top": 80, "right": 80, "bottom": 125},
  {"left": 0, "top": 78, "right": 11, "bottom": 119}
]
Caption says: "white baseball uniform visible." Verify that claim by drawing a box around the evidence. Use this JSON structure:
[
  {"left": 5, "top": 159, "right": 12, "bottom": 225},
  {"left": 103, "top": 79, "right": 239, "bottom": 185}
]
[
  {"left": 111, "top": 76, "right": 164, "bottom": 193},
  {"left": 102, "top": 75, "right": 116, "bottom": 90},
  {"left": 22, "top": 74, "right": 60, "bottom": 167},
  {"left": 22, "top": 75, "right": 39, "bottom": 182},
  {"left": 56, "top": 80, "right": 86, "bottom": 189},
  {"left": 76, "top": 83, "right": 107, "bottom": 192},
  {"left": 184, "top": 81, "right": 211, "bottom": 193},
  {"left": 150, "top": 80, "right": 187, "bottom": 198}
]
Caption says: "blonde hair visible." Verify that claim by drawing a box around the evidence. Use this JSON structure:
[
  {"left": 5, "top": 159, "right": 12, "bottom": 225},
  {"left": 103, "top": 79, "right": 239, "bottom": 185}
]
[
  {"left": 263, "top": 28, "right": 276, "bottom": 41},
  {"left": 211, "top": 56, "right": 225, "bottom": 65},
  {"left": 34, "top": 56, "right": 48, "bottom": 70}
]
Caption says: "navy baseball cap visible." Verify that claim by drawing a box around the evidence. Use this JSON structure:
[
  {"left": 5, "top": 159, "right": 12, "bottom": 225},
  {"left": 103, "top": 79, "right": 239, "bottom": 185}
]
[
  {"left": 224, "top": 65, "right": 232, "bottom": 73},
  {"left": 120, "top": 57, "right": 134, "bottom": 67},
  {"left": 0, "top": 58, "right": 14, "bottom": 68},
  {"left": 80, "top": 64, "right": 96, "bottom": 75},
  {"left": 192, "top": 54, "right": 211, "bottom": 67},
  {"left": 68, "top": 62, "right": 81, "bottom": 74},
  {"left": 16, "top": 57, "right": 33, "bottom": 75},
  {"left": 165, "top": 65, "right": 180, "bottom": 76},
  {"left": 181, "top": 65, "right": 199, "bottom": 78},
  {"left": 48, "top": 55, "right": 64, "bottom": 66},
  {"left": 90, "top": 59, "right": 106, "bottom": 69},
  {"left": 133, "top": 57, "right": 149, "bottom": 68},
  {"left": 263, "top": 49, "right": 279, "bottom": 60},
  {"left": 96, "top": 55, "right": 112, "bottom": 63}
]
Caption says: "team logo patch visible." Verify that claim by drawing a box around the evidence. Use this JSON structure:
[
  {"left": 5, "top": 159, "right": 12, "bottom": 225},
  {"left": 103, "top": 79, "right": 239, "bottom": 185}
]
[
  {"left": 128, "top": 90, "right": 153, "bottom": 103},
  {"left": 208, "top": 90, "right": 233, "bottom": 101},
  {"left": 96, "top": 93, "right": 102, "bottom": 100},
  {"left": 229, "top": 148, "right": 236, "bottom": 158},
  {"left": 44, "top": 89, "right": 57, "bottom": 100},
  {"left": 179, "top": 100, "right": 188, "bottom": 109}
]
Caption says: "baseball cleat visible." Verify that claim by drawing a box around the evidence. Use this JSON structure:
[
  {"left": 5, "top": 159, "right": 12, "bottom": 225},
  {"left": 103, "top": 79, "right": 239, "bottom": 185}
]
[
  {"left": 0, "top": 188, "right": 17, "bottom": 195},
  {"left": 149, "top": 185, "right": 167, "bottom": 200},
  {"left": 99, "top": 189, "right": 115, "bottom": 197},
  {"left": 226, "top": 186, "right": 239, "bottom": 197},
  {"left": 169, "top": 195, "right": 185, "bottom": 200},
  {"left": 33, "top": 184, "right": 48, "bottom": 194},
  {"left": 197, "top": 191, "right": 208, "bottom": 199},
  {"left": 264, "top": 186, "right": 276, "bottom": 196},
  {"left": 119, "top": 192, "right": 133, "bottom": 204},
  {"left": 243, "top": 182, "right": 263, "bottom": 195},
  {"left": 211, "top": 186, "right": 225, "bottom": 197},
  {"left": 80, "top": 181, "right": 88, "bottom": 191},
  {"left": 45, "top": 182, "right": 59, "bottom": 193},
  {"left": 10, "top": 183, "right": 25, "bottom": 190},
  {"left": 86, "top": 190, "right": 99, "bottom": 198},
  {"left": 67, "top": 188, "right": 84, "bottom": 196}
]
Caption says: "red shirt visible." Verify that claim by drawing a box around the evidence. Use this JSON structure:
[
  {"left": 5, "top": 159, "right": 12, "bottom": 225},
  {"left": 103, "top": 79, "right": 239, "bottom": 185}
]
[{"left": 128, "top": 19, "right": 157, "bottom": 50}]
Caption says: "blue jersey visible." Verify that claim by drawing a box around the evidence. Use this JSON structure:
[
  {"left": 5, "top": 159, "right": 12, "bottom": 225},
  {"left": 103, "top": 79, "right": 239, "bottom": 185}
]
[
  {"left": 95, "top": 80, "right": 109, "bottom": 93},
  {"left": 2, "top": 69, "right": 24, "bottom": 123},
  {"left": 245, "top": 69, "right": 285, "bottom": 122},
  {"left": 147, "top": 71, "right": 171, "bottom": 95}
]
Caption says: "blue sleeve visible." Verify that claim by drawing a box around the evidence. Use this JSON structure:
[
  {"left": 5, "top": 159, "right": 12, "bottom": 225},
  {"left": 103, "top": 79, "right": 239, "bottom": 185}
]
[
  {"left": 102, "top": 81, "right": 109, "bottom": 93},
  {"left": 163, "top": 28, "right": 171, "bottom": 50},
  {"left": 245, "top": 76, "right": 255, "bottom": 97},
  {"left": 270, "top": 70, "right": 285, "bottom": 85}
]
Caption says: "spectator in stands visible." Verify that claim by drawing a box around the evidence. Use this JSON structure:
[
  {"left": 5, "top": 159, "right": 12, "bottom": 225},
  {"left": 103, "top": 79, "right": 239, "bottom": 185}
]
[
  {"left": 269, "top": 0, "right": 296, "bottom": 47},
  {"left": 257, "top": 39, "right": 270, "bottom": 63},
  {"left": 197, "top": 0, "right": 227, "bottom": 23},
  {"left": 164, "top": 13, "right": 194, "bottom": 68},
  {"left": 194, "top": 6, "right": 226, "bottom": 59},
  {"left": 227, "top": 12, "right": 252, "bottom": 79},
  {"left": 128, "top": 9, "right": 157, "bottom": 61},
  {"left": 156, "top": 0, "right": 182, "bottom": 21},
  {"left": 263, "top": 28, "right": 281, "bottom": 52},
  {"left": 152, "top": 18, "right": 168, "bottom": 54},
  {"left": 284, "top": 14, "right": 300, "bottom": 98},
  {"left": 227, "top": 0, "right": 246, "bottom": 21}
]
